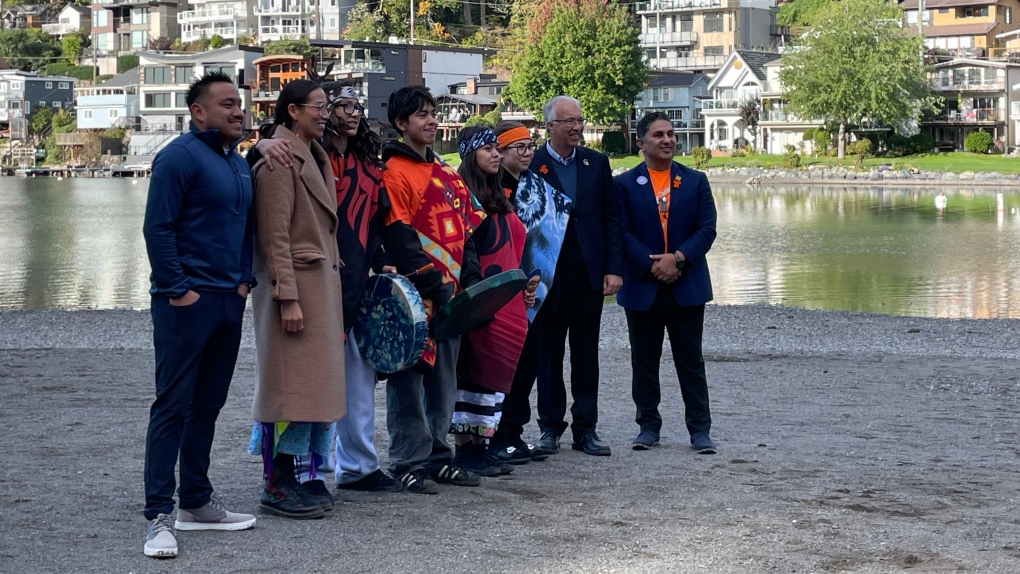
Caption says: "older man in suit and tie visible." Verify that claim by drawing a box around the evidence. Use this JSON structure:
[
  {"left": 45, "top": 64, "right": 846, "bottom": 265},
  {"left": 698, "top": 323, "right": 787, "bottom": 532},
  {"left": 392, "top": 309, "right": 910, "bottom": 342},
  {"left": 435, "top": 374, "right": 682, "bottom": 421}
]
[
  {"left": 614, "top": 111, "right": 718, "bottom": 454},
  {"left": 498, "top": 95, "right": 624, "bottom": 458}
]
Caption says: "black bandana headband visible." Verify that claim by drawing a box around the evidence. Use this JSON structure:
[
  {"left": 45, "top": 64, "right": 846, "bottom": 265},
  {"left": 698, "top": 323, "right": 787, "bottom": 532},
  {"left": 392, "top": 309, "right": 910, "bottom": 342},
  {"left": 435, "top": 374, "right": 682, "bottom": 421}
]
[{"left": 458, "top": 129, "right": 497, "bottom": 159}]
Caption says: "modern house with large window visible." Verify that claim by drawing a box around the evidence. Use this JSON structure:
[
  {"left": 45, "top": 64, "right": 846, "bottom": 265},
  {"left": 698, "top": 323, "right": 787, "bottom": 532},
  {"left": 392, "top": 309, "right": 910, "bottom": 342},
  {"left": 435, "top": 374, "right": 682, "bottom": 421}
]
[
  {"left": 636, "top": 0, "right": 780, "bottom": 72},
  {"left": 132, "top": 45, "right": 261, "bottom": 154},
  {"left": 922, "top": 58, "right": 1009, "bottom": 150},
  {"left": 91, "top": 0, "right": 181, "bottom": 75},
  {"left": 901, "top": 0, "right": 1020, "bottom": 58}
]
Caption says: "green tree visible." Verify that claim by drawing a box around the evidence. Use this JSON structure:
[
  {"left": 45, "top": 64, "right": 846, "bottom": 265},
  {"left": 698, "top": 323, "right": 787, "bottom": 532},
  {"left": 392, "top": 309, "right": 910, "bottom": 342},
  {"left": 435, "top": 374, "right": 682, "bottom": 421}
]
[
  {"left": 29, "top": 107, "right": 53, "bottom": 136},
  {"left": 507, "top": 3, "right": 646, "bottom": 125},
  {"left": 61, "top": 32, "right": 88, "bottom": 65},
  {"left": 209, "top": 34, "right": 225, "bottom": 49},
  {"left": 0, "top": 28, "right": 62, "bottom": 72},
  {"left": 464, "top": 115, "right": 493, "bottom": 128},
  {"left": 777, "top": 0, "right": 831, "bottom": 26},
  {"left": 342, "top": 3, "right": 387, "bottom": 41},
  {"left": 964, "top": 131, "right": 993, "bottom": 153},
  {"left": 264, "top": 38, "right": 317, "bottom": 59},
  {"left": 779, "top": 0, "right": 937, "bottom": 158}
]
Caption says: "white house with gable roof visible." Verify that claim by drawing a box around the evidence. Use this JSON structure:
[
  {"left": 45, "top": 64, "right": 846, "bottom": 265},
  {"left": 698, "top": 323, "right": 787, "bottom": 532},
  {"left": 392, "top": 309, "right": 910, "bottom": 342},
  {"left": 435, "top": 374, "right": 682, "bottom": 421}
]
[{"left": 697, "top": 49, "right": 777, "bottom": 151}]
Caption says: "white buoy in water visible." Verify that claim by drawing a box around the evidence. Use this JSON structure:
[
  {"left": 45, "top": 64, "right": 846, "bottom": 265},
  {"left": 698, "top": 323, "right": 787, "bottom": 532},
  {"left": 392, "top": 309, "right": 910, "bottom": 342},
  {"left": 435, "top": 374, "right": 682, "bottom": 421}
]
[{"left": 57, "top": 176, "right": 63, "bottom": 181}]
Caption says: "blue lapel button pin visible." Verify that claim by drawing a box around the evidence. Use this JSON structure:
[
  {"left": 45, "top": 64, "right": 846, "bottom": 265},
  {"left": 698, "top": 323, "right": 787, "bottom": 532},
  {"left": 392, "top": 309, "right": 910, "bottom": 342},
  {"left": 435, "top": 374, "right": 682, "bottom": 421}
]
[
  {"left": 583, "top": 159, "right": 589, "bottom": 166},
  {"left": 636, "top": 176, "right": 648, "bottom": 185}
]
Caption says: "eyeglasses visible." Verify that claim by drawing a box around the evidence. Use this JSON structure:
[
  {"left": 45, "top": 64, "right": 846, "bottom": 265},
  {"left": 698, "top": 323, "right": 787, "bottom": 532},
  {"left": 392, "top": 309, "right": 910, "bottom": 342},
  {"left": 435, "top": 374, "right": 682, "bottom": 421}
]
[
  {"left": 549, "top": 117, "right": 586, "bottom": 127},
  {"left": 504, "top": 144, "right": 536, "bottom": 156},
  {"left": 332, "top": 102, "right": 365, "bottom": 116},
  {"left": 298, "top": 103, "right": 331, "bottom": 115}
]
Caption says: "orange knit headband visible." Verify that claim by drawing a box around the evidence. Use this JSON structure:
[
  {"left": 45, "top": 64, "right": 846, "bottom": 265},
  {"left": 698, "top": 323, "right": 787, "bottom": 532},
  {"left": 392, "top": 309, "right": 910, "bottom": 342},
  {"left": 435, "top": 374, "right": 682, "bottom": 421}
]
[{"left": 496, "top": 127, "right": 532, "bottom": 149}]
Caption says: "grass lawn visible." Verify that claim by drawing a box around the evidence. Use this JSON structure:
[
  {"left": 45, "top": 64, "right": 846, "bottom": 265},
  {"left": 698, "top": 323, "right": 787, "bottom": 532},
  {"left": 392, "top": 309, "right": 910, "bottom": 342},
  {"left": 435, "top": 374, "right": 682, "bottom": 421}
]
[{"left": 443, "top": 151, "right": 1020, "bottom": 174}]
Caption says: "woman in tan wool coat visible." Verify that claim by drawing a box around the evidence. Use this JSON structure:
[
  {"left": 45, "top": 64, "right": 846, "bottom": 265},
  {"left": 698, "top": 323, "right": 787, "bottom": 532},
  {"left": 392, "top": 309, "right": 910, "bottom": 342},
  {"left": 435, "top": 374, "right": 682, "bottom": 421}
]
[{"left": 247, "top": 79, "right": 345, "bottom": 520}]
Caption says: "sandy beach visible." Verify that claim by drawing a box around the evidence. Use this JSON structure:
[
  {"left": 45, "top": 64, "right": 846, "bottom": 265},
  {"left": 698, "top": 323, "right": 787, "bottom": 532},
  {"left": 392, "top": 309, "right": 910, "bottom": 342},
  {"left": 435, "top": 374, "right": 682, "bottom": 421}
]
[{"left": 1, "top": 304, "right": 1018, "bottom": 573}]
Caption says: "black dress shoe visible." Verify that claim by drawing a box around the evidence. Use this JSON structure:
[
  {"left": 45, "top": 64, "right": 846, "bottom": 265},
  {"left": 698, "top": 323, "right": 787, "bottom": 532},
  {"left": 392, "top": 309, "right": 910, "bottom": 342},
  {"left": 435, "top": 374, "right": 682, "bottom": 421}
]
[
  {"left": 572, "top": 432, "right": 611, "bottom": 456},
  {"left": 535, "top": 431, "right": 561, "bottom": 454}
]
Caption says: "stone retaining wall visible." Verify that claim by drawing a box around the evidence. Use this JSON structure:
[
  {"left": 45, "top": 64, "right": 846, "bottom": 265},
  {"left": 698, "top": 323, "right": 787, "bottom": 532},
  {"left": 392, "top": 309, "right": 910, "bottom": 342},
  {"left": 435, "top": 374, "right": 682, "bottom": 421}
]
[{"left": 612, "top": 165, "right": 1020, "bottom": 186}]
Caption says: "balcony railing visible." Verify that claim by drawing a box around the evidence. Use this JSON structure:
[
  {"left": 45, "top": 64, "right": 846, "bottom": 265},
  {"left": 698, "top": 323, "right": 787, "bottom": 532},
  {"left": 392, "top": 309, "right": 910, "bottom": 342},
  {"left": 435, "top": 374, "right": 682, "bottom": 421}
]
[
  {"left": 41, "top": 22, "right": 79, "bottom": 35},
  {"left": 700, "top": 98, "right": 740, "bottom": 110},
  {"left": 259, "top": 25, "right": 304, "bottom": 38},
  {"left": 646, "top": 55, "right": 726, "bottom": 70},
  {"left": 639, "top": 31, "right": 698, "bottom": 46},
  {"left": 636, "top": 0, "right": 724, "bottom": 12},
  {"left": 182, "top": 25, "right": 239, "bottom": 42},
  {"left": 930, "top": 77, "right": 1003, "bottom": 91},
  {"left": 254, "top": 4, "right": 309, "bottom": 14},
  {"left": 318, "top": 60, "right": 386, "bottom": 74},
  {"left": 178, "top": 7, "right": 240, "bottom": 23},
  {"left": 929, "top": 109, "right": 1003, "bottom": 123},
  {"left": 759, "top": 80, "right": 781, "bottom": 94},
  {"left": 252, "top": 89, "right": 282, "bottom": 100}
]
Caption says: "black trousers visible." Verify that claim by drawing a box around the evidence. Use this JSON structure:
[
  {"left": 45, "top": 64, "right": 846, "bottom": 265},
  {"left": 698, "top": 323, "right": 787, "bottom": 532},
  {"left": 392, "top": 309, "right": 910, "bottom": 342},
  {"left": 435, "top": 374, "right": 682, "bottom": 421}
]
[
  {"left": 144, "top": 291, "right": 245, "bottom": 520},
  {"left": 624, "top": 286, "right": 711, "bottom": 437}
]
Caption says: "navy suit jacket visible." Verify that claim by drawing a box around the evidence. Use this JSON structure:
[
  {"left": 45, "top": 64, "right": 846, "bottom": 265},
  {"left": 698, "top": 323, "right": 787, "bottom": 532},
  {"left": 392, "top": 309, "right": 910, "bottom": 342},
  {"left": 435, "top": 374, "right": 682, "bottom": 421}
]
[
  {"left": 614, "top": 161, "right": 717, "bottom": 311},
  {"left": 532, "top": 145, "right": 624, "bottom": 291}
]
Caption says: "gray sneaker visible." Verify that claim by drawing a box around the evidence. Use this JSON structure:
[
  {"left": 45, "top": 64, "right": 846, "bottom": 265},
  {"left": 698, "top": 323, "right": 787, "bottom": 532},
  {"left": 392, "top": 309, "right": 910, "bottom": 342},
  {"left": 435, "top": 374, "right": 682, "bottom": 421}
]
[
  {"left": 143, "top": 513, "right": 178, "bottom": 559},
  {"left": 176, "top": 494, "right": 257, "bottom": 531}
]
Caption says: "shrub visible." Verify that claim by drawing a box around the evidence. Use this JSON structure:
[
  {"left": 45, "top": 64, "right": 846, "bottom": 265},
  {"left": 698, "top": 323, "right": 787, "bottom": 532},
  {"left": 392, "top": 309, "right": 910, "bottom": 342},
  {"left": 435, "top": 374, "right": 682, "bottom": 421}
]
[
  {"left": 482, "top": 109, "right": 502, "bottom": 128},
  {"left": 209, "top": 34, "right": 225, "bottom": 49},
  {"left": 601, "top": 131, "right": 626, "bottom": 155},
  {"left": 848, "top": 138, "right": 873, "bottom": 169},
  {"left": 782, "top": 144, "right": 800, "bottom": 168},
  {"left": 812, "top": 129, "right": 831, "bottom": 156},
  {"left": 886, "top": 134, "right": 910, "bottom": 156},
  {"left": 802, "top": 128, "right": 815, "bottom": 141},
  {"left": 964, "top": 131, "right": 993, "bottom": 153},
  {"left": 64, "top": 66, "right": 97, "bottom": 81},
  {"left": 117, "top": 54, "right": 139, "bottom": 73},
  {"left": 731, "top": 149, "right": 747, "bottom": 158},
  {"left": 45, "top": 63, "right": 72, "bottom": 76},
  {"left": 585, "top": 139, "right": 604, "bottom": 152},
  {"left": 908, "top": 132, "right": 934, "bottom": 154},
  {"left": 691, "top": 146, "right": 711, "bottom": 170}
]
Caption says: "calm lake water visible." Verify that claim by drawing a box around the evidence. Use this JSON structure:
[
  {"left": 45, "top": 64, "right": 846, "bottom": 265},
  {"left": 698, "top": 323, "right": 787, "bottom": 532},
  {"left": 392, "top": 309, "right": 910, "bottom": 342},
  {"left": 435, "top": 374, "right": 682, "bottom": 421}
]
[{"left": 2, "top": 177, "right": 1020, "bottom": 319}]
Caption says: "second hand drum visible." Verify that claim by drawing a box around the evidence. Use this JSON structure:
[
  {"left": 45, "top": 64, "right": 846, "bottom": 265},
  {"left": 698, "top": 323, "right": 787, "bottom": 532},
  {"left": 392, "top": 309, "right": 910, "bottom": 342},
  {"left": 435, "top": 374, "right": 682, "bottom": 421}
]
[{"left": 431, "top": 269, "right": 529, "bottom": 341}]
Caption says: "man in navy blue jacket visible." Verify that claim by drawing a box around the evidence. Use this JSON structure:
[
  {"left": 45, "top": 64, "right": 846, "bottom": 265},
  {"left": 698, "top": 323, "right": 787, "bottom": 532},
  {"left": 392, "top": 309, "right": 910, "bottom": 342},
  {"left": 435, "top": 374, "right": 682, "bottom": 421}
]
[
  {"left": 614, "top": 112, "right": 718, "bottom": 454},
  {"left": 141, "top": 72, "right": 290, "bottom": 558}
]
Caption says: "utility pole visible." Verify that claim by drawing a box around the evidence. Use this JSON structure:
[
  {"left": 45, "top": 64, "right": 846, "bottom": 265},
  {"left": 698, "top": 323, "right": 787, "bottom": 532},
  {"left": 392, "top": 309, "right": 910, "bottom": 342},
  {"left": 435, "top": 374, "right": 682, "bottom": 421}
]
[
  {"left": 655, "top": 0, "right": 662, "bottom": 70},
  {"left": 409, "top": 0, "right": 415, "bottom": 43}
]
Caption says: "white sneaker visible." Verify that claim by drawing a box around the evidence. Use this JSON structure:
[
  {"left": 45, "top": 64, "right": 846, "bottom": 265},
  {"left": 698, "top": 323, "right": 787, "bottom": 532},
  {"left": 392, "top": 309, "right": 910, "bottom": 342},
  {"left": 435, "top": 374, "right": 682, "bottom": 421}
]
[
  {"left": 143, "top": 513, "right": 178, "bottom": 558},
  {"left": 175, "top": 494, "right": 257, "bottom": 531}
]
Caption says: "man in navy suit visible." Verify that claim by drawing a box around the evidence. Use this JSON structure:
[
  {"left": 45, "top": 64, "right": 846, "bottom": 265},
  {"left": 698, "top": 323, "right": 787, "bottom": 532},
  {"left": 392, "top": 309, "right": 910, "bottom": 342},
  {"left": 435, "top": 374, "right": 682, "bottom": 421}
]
[
  {"left": 500, "top": 95, "right": 624, "bottom": 458},
  {"left": 614, "top": 112, "right": 717, "bottom": 454}
]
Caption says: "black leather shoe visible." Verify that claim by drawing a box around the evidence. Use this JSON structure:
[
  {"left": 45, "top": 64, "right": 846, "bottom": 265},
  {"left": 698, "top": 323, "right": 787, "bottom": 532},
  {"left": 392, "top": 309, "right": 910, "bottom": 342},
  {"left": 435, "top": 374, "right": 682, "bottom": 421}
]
[
  {"left": 572, "top": 432, "right": 611, "bottom": 456},
  {"left": 535, "top": 431, "right": 561, "bottom": 454}
]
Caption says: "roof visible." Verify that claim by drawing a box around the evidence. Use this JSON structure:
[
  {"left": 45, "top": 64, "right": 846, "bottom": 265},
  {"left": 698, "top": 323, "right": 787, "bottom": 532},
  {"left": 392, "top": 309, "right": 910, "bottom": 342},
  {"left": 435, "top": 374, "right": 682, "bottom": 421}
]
[
  {"left": 901, "top": 0, "right": 991, "bottom": 9},
  {"left": 65, "top": 5, "right": 91, "bottom": 15},
  {"left": 3, "top": 4, "right": 50, "bottom": 15},
  {"left": 98, "top": 67, "right": 140, "bottom": 87},
  {"left": 140, "top": 45, "right": 263, "bottom": 64},
  {"left": 435, "top": 93, "right": 499, "bottom": 106},
  {"left": 253, "top": 54, "right": 309, "bottom": 65},
  {"left": 910, "top": 22, "right": 998, "bottom": 37},
  {"left": 763, "top": 57, "right": 783, "bottom": 67},
  {"left": 646, "top": 71, "right": 706, "bottom": 88},
  {"left": 932, "top": 57, "right": 1005, "bottom": 68},
  {"left": 310, "top": 39, "right": 493, "bottom": 55},
  {"left": 735, "top": 50, "right": 780, "bottom": 81}
]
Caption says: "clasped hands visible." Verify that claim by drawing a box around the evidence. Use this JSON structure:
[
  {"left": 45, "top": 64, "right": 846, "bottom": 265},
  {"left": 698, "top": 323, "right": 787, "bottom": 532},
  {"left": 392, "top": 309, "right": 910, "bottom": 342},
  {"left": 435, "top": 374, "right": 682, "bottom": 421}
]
[{"left": 650, "top": 252, "right": 682, "bottom": 284}]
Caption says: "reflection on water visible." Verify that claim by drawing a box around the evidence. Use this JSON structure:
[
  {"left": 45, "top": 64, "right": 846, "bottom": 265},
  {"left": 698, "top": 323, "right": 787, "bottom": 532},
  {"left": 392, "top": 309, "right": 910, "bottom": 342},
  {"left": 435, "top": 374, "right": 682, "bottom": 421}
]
[
  {"left": 710, "top": 185, "right": 1020, "bottom": 319},
  {"left": 2, "top": 179, "right": 1020, "bottom": 318}
]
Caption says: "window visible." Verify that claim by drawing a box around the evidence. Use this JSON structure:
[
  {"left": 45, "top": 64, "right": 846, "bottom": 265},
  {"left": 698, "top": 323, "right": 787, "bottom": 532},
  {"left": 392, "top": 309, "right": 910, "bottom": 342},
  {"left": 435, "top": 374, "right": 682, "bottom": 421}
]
[
  {"left": 92, "top": 10, "right": 108, "bottom": 27},
  {"left": 704, "top": 46, "right": 725, "bottom": 56},
  {"left": 329, "top": 17, "right": 336, "bottom": 28},
  {"left": 131, "top": 31, "right": 148, "bottom": 49},
  {"left": 52, "top": 101, "right": 61, "bottom": 108},
  {"left": 651, "top": 88, "right": 672, "bottom": 103},
  {"left": 703, "top": 12, "right": 723, "bottom": 33},
  {"left": 175, "top": 93, "right": 187, "bottom": 108},
  {"left": 45, "top": 82, "right": 52, "bottom": 89},
  {"left": 11, "top": 81, "right": 21, "bottom": 90},
  {"left": 145, "top": 92, "right": 172, "bottom": 108},
  {"left": 938, "top": 7, "right": 948, "bottom": 13},
  {"left": 82, "top": 110, "right": 93, "bottom": 119},
  {"left": 963, "top": 7, "right": 988, "bottom": 17},
  {"left": 205, "top": 65, "right": 235, "bottom": 81},
  {"left": 144, "top": 66, "right": 172, "bottom": 84},
  {"left": 174, "top": 66, "right": 194, "bottom": 84},
  {"left": 96, "top": 33, "right": 109, "bottom": 50},
  {"left": 1007, "top": 7, "right": 1012, "bottom": 23},
  {"left": 679, "top": 14, "right": 693, "bottom": 32},
  {"left": 39, "top": 101, "right": 46, "bottom": 107},
  {"left": 109, "top": 109, "right": 119, "bottom": 118},
  {"left": 59, "top": 82, "right": 68, "bottom": 89},
  {"left": 131, "top": 7, "right": 149, "bottom": 24}
]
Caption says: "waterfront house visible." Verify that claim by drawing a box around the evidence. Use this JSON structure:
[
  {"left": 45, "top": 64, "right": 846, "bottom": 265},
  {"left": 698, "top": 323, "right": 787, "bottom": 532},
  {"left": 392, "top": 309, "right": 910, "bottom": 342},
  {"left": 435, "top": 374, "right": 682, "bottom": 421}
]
[
  {"left": 922, "top": 58, "right": 1007, "bottom": 150},
  {"left": 636, "top": 0, "right": 781, "bottom": 73},
  {"left": 901, "top": 0, "right": 1020, "bottom": 58},
  {"left": 75, "top": 68, "right": 140, "bottom": 131},
  {"left": 1, "top": 4, "right": 54, "bottom": 30},
  {"left": 632, "top": 70, "right": 710, "bottom": 152},
  {"left": 178, "top": 0, "right": 255, "bottom": 44},
  {"left": 698, "top": 50, "right": 778, "bottom": 151},
  {"left": 254, "top": 0, "right": 342, "bottom": 43},
  {"left": 132, "top": 45, "right": 261, "bottom": 154},
  {"left": 42, "top": 5, "right": 91, "bottom": 38},
  {"left": 0, "top": 71, "right": 76, "bottom": 140},
  {"left": 757, "top": 57, "right": 824, "bottom": 154},
  {"left": 90, "top": 0, "right": 181, "bottom": 76},
  {"left": 250, "top": 53, "right": 309, "bottom": 126}
]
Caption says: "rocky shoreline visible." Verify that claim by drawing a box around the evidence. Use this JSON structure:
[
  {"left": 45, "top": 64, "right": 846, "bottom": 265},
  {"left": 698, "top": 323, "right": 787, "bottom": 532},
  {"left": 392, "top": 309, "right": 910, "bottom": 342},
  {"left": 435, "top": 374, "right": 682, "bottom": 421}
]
[{"left": 611, "top": 164, "right": 1020, "bottom": 186}]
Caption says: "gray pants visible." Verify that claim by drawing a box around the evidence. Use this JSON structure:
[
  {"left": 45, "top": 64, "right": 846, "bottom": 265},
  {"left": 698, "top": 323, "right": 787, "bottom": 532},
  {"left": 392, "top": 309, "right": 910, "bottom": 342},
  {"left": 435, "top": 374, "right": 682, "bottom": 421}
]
[{"left": 386, "top": 337, "right": 460, "bottom": 476}]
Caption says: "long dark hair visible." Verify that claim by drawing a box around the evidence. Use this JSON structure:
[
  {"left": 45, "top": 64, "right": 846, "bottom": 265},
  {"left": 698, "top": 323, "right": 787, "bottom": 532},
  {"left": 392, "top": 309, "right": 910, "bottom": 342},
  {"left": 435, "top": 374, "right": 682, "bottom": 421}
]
[
  {"left": 321, "top": 80, "right": 383, "bottom": 169},
  {"left": 458, "top": 126, "right": 511, "bottom": 215},
  {"left": 273, "top": 79, "right": 323, "bottom": 129}
]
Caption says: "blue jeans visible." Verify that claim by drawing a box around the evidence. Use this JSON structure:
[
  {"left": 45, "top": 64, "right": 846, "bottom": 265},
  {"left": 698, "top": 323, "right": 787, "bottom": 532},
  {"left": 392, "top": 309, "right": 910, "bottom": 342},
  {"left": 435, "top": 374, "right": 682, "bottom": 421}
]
[{"left": 143, "top": 291, "right": 245, "bottom": 520}]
